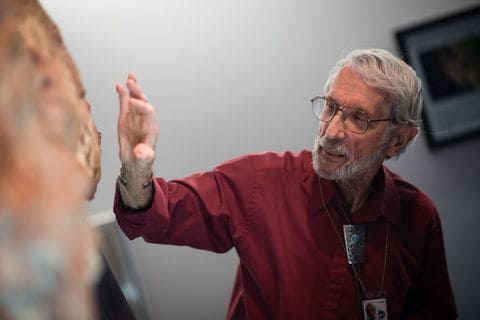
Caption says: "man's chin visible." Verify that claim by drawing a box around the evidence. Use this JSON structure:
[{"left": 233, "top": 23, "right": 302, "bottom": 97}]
[
  {"left": 314, "top": 162, "right": 357, "bottom": 181},
  {"left": 314, "top": 161, "right": 340, "bottom": 180}
]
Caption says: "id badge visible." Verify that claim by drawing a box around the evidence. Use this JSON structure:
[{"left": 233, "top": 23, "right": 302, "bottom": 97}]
[
  {"left": 343, "top": 224, "right": 365, "bottom": 264},
  {"left": 362, "top": 298, "right": 388, "bottom": 320}
]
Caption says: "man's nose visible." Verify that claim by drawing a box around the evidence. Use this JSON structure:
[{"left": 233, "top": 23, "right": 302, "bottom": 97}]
[{"left": 324, "top": 112, "right": 346, "bottom": 140}]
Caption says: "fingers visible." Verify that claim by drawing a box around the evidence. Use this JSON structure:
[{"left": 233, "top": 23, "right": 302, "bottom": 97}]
[
  {"left": 128, "top": 97, "right": 154, "bottom": 116},
  {"left": 116, "top": 74, "right": 159, "bottom": 166},
  {"left": 127, "top": 75, "right": 148, "bottom": 102},
  {"left": 116, "top": 77, "right": 153, "bottom": 118},
  {"left": 116, "top": 84, "right": 129, "bottom": 118}
]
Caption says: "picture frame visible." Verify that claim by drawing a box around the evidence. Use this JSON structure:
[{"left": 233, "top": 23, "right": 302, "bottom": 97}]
[{"left": 396, "top": 6, "right": 480, "bottom": 148}]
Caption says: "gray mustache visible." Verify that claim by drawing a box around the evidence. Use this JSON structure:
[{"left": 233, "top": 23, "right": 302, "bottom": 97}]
[{"left": 316, "top": 135, "right": 350, "bottom": 159}]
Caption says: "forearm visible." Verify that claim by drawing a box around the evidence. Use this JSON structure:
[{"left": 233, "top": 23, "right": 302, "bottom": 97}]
[{"left": 114, "top": 171, "right": 238, "bottom": 252}]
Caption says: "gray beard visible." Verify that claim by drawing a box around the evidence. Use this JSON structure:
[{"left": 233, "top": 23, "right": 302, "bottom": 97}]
[{"left": 311, "top": 133, "right": 390, "bottom": 181}]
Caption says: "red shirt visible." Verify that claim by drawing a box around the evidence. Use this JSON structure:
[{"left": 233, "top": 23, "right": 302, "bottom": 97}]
[{"left": 114, "top": 150, "right": 457, "bottom": 319}]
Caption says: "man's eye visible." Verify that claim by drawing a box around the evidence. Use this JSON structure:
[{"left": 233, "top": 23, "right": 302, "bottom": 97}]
[
  {"left": 350, "top": 110, "right": 369, "bottom": 122},
  {"left": 325, "top": 101, "right": 337, "bottom": 113}
]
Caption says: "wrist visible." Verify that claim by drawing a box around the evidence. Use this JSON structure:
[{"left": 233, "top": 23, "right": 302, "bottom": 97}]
[
  {"left": 118, "top": 164, "right": 153, "bottom": 190},
  {"left": 117, "top": 165, "right": 154, "bottom": 210}
]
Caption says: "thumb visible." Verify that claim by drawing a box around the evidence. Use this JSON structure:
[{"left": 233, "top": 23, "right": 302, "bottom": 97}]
[{"left": 132, "top": 143, "right": 155, "bottom": 169}]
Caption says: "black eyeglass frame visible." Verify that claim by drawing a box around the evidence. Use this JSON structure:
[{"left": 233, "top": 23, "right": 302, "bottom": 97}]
[{"left": 310, "top": 96, "right": 397, "bottom": 134}]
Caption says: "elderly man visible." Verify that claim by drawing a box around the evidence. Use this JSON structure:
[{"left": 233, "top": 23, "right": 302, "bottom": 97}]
[{"left": 114, "top": 49, "right": 457, "bottom": 319}]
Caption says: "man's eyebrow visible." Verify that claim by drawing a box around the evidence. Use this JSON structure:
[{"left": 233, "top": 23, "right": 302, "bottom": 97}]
[
  {"left": 325, "top": 95, "right": 369, "bottom": 112},
  {"left": 324, "top": 95, "right": 339, "bottom": 104}
]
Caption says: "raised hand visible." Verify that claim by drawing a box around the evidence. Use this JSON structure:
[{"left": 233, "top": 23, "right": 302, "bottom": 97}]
[{"left": 116, "top": 74, "right": 159, "bottom": 208}]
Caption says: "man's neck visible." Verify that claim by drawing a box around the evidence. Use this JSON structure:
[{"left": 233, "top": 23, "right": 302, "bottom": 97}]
[{"left": 335, "top": 167, "right": 381, "bottom": 213}]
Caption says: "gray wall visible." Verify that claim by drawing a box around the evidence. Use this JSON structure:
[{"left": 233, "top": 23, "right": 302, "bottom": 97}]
[{"left": 40, "top": 0, "right": 480, "bottom": 319}]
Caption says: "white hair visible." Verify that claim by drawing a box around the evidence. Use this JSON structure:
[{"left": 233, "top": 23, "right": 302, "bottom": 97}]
[{"left": 325, "top": 48, "right": 423, "bottom": 128}]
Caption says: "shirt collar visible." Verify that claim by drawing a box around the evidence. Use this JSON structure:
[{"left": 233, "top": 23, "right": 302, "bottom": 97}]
[
  {"left": 381, "top": 166, "right": 402, "bottom": 226},
  {"left": 303, "top": 165, "right": 402, "bottom": 226}
]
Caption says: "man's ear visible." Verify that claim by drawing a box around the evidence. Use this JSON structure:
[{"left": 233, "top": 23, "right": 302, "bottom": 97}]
[{"left": 386, "top": 126, "right": 418, "bottom": 158}]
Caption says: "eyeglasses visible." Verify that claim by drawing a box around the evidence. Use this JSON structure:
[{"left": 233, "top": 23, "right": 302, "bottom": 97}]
[{"left": 311, "top": 96, "right": 396, "bottom": 134}]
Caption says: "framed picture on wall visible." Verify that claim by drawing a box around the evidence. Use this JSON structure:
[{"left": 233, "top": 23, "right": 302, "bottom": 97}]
[{"left": 396, "top": 5, "right": 480, "bottom": 148}]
